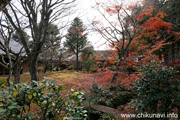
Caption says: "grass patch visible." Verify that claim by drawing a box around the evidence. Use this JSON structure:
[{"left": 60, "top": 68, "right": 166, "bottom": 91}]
[{"left": 0, "top": 77, "right": 8, "bottom": 86}]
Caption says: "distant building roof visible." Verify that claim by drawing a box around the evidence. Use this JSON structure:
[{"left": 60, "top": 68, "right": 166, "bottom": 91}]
[
  {"left": 94, "top": 50, "right": 113, "bottom": 61},
  {"left": 63, "top": 52, "right": 82, "bottom": 62},
  {"left": 39, "top": 49, "right": 59, "bottom": 62},
  {"left": 0, "top": 35, "right": 26, "bottom": 56},
  {"left": 64, "top": 50, "right": 115, "bottom": 62}
]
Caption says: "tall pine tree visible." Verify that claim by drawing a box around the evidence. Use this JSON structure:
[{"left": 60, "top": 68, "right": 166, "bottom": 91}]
[{"left": 64, "top": 17, "right": 88, "bottom": 71}]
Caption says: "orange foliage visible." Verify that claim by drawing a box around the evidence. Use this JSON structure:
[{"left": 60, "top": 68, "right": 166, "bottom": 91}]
[
  {"left": 94, "top": 56, "right": 99, "bottom": 60},
  {"left": 79, "top": 32, "right": 82, "bottom": 36},
  {"left": 134, "top": 6, "right": 179, "bottom": 65},
  {"left": 127, "top": 5, "right": 134, "bottom": 10},
  {"left": 136, "top": 6, "right": 154, "bottom": 22},
  {"left": 115, "top": 6, "right": 122, "bottom": 10},
  {"left": 142, "top": 15, "right": 173, "bottom": 31},
  {"left": 109, "top": 59, "right": 115, "bottom": 64},
  {"left": 120, "top": 73, "right": 137, "bottom": 89},
  {"left": 105, "top": 7, "right": 118, "bottom": 16}
]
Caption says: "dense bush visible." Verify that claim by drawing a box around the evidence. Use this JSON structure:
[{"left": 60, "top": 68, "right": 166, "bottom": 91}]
[
  {"left": 132, "top": 64, "right": 180, "bottom": 114},
  {"left": 126, "top": 66, "right": 136, "bottom": 75},
  {"left": 89, "top": 83, "right": 133, "bottom": 109},
  {"left": 166, "top": 60, "right": 180, "bottom": 72},
  {"left": 0, "top": 78, "right": 87, "bottom": 120},
  {"left": 67, "top": 65, "right": 75, "bottom": 70},
  {"left": 85, "top": 82, "right": 133, "bottom": 119},
  {"left": 83, "top": 58, "right": 96, "bottom": 73}
]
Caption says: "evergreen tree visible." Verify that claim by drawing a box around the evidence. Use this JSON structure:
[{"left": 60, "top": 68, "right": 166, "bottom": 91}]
[
  {"left": 164, "top": 0, "right": 180, "bottom": 61},
  {"left": 64, "top": 17, "right": 89, "bottom": 71},
  {"left": 40, "top": 24, "right": 61, "bottom": 73}
]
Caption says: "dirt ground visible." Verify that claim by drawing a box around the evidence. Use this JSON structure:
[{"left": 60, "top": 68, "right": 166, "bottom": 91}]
[
  {"left": 19, "top": 70, "right": 128, "bottom": 92},
  {"left": 0, "top": 70, "right": 129, "bottom": 93}
]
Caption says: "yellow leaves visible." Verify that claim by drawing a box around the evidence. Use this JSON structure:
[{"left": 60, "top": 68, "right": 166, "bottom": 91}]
[
  {"left": 28, "top": 94, "right": 33, "bottom": 99},
  {"left": 176, "top": 18, "right": 179, "bottom": 22},
  {"left": 74, "top": 92, "right": 79, "bottom": 96},
  {"left": 63, "top": 117, "right": 70, "bottom": 120},
  {"left": 33, "top": 93, "right": 37, "bottom": 97},
  {"left": 114, "top": 44, "right": 118, "bottom": 48},
  {"left": 1, "top": 83, "right": 5, "bottom": 87},
  {"left": 9, "top": 100, "right": 14, "bottom": 104},
  {"left": 13, "top": 91, "right": 18, "bottom": 96},
  {"left": 65, "top": 101, "right": 68, "bottom": 106},
  {"left": 39, "top": 83, "right": 43, "bottom": 87}
]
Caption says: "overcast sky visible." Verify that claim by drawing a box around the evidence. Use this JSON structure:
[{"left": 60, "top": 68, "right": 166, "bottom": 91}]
[
  {"left": 69, "top": 0, "right": 139, "bottom": 50},
  {"left": 66, "top": 0, "right": 108, "bottom": 50},
  {"left": 9, "top": 0, "right": 138, "bottom": 50}
]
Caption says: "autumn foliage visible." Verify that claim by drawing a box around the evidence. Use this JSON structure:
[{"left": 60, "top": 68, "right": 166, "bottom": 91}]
[{"left": 93, "top": 2, "right": 180, "bottom": 91}]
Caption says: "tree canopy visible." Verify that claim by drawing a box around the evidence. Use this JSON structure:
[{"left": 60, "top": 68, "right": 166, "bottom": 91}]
[
  {"left": 64, "top": 17, "right": 89, "bottom": 71},
  {"left": 2, "top": 0, "right": 76, "bottom": 81}
]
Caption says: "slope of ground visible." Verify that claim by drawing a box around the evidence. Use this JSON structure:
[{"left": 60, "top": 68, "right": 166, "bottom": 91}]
[{"left": 0, "top": 70, "right": 128, "bottom": 92}]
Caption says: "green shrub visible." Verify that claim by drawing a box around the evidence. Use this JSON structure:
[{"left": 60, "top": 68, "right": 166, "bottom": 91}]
[
  {"left": 64, "top": 88, "right": 87, "bottom": 119},
  {"left": 126, "top": 66, "right": 136, "bottom": 75},
  {"left": 132, "top": 64, "right": 180, "bottom": 114},
  {"left": 90, "top": 68, "right": 97, "bottom": 73},
  {"left": 83, "top": 58, "right": 96, "bottom": 73},
  {"left": 67, "top": 65, "right": 75, "bottom": 70},
  {"left": 85, "top": 82, "right": 133, "bottom": 119},
  {"left": 0, "top": 78, "right": 86, "bottom": 120},
  {"left": 100, "top": 113, "right": 116, "bottom": 120},
  {"left": 89, "top": 82, "right": 133, "bottom": 109}
]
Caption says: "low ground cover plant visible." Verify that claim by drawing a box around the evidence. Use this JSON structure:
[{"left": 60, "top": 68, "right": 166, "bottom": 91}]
[{"left": 0, "top": 77, "right": 87, "bottom": 120}]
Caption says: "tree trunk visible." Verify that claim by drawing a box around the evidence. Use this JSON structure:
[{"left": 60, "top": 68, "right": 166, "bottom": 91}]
[
  {"left": 76, "top": 52, "right": 78, "bottom": 71},
  {"left": 44, "top": 65, "right": 48, "bottom": 73},
  {"left": 164, "top": 48, "right": 169, "bottom": 64},
  {"left": 13, "top": 68, "right": 20, "bottom": 84},
  {"left": 178, "top": 106, "right": 180, "bottom": 120},
  {"left": 6, "top": 61, "right": 12, "bottom": 86},
  {"left": 5, "top": 44, "right": 12, "bottom": 86},
  {"left": 0, "top": 0, "right": 11, "bottom": 11},
  {"left": 158, "top": 50, "right": 162, "bottom": 60},
  {"left": 76, "top": 41, "right": 79, "bottom": 72},
  {"left": 111, "top": 52, "right": 123, "bottom": 83},
  {"left": 171, "top": 43, "right": 175, "bottom": 61},
  {"left": 111, "top": 73, "right": 118, "bottom": 83},
  {"left": 29, "top": 55, "right": 39, "bottom": 81},
  {"left": 6, "top": 69, "right": 11, "bottom": 86},
  {"left": 176, "top": 41, "right": 180, "bottom": 60}
]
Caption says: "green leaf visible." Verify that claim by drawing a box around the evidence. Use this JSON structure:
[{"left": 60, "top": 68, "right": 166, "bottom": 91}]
[
  {"left": 27, "top": 113, "right": 33, "bottom": 118},
  {"left": 51, "top": 79, "right": 58, "bottom": 84},
  {"left": 77, "top": 95, "right": 83, "bottom": 99},
  {"left": 0, "top": 109, "right": 6, "bottom": 113},
  {"left": 31, "top": 80, "right": 39, "bottom": 86},
  {"left": 47, "top": 93, "right": 55, "bottom": 97}
]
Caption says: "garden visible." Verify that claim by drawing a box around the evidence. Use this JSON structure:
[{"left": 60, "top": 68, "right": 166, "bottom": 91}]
[{"left": 0, "top": 0, "right": 180, "bottom": 120}]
